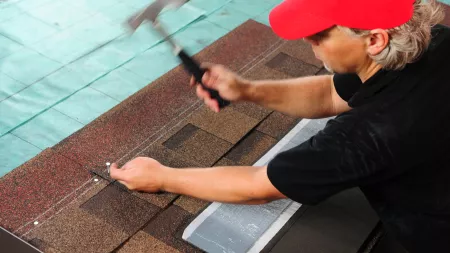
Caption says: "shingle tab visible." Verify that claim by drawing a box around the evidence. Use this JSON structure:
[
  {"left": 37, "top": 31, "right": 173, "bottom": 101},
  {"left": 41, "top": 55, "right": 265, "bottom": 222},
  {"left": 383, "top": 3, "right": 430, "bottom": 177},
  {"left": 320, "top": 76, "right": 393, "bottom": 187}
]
[
  {"left": 189, "top": 106, "right": 259, "bottom": 144},
  {"left": 80, "top": 184, "right": 160, "bottom": 235},
  {"left": 27, "top": 180, "right": 129, "bottom": 253},
  {"left": 225, "top": 130, "right": 277, "bottom": 165},
  {"left": 117, "top": 231, "right": 181, "bottom": 253},
  {"left": 143, "top": 205, "right": 202, "bottom": 252},
  {"left": 163, "top": 123, "right": 233, "bottom": 167},
  {"left": 257, "top": 112, "right": 300, "bottom": 140}
]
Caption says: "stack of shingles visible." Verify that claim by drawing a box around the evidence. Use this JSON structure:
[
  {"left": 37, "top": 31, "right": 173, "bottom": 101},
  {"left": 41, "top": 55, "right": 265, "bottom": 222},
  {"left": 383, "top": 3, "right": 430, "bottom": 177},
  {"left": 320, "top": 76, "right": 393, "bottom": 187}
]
[
  {"left": 7, "top": 5, "right": 450, "bottom": 250},
  {"left": 0, "top": 20, "right": 324, "bottom": 252}
]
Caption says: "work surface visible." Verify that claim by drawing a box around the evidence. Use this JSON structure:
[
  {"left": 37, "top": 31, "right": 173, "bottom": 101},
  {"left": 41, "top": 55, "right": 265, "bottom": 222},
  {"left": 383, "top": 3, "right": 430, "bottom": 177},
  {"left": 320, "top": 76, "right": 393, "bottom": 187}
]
[{"left": 0, "top": 19, "right": 325, "bottom": 252}]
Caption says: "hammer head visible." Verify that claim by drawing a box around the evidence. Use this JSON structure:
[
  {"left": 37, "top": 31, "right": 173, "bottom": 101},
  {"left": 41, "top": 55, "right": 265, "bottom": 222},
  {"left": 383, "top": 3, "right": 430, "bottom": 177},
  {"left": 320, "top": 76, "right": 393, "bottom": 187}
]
[{"left": 127, "top": 0, "right": 189, "bottom": 31}]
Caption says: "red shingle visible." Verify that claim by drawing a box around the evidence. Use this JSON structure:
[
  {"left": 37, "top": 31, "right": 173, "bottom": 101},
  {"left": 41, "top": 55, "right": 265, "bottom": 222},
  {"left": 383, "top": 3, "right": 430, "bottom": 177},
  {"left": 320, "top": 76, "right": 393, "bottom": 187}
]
[{"left": 0, "top": 149, "right": 91, "bottom": 231}]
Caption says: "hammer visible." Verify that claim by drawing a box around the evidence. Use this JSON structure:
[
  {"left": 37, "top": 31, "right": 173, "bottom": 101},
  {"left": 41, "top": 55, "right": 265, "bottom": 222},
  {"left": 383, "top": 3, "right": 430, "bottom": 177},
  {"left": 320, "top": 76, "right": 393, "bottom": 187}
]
[{"left": 127, "top": 0, "right": 230, "bottom": 109}]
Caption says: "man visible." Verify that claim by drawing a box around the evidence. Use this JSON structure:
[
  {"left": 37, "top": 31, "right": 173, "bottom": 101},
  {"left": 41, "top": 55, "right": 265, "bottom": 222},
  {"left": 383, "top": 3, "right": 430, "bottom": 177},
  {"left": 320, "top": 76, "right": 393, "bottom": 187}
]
[{"left": 111, "top": 0, "right": 450, "bottom": 252}]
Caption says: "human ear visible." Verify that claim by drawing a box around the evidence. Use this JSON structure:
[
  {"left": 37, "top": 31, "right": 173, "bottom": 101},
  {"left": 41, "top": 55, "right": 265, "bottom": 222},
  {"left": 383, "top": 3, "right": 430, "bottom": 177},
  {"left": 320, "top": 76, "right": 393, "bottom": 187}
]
[{"left": 366, "top": 29, "right": 389, "bottom": 56}]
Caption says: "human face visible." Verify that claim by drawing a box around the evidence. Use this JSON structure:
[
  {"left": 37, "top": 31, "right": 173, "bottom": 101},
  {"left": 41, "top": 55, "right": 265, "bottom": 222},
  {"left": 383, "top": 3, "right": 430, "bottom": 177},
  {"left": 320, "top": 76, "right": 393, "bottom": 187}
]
[{"left": 303, "top": 27, "right": 369, "bottom": 74}]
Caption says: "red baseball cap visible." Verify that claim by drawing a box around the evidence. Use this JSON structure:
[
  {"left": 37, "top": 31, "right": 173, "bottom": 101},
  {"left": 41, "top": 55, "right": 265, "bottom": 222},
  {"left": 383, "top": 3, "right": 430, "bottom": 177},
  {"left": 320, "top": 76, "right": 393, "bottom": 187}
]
[{"left": 269, "top": 0, "right": 415, "bottom": 40}]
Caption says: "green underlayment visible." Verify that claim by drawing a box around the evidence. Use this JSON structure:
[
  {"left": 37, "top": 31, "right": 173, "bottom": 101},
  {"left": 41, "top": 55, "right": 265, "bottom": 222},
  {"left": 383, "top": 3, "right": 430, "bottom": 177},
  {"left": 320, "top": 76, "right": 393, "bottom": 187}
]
[{"left": 0, "top": 0, "right": 280, "bottom": 177}]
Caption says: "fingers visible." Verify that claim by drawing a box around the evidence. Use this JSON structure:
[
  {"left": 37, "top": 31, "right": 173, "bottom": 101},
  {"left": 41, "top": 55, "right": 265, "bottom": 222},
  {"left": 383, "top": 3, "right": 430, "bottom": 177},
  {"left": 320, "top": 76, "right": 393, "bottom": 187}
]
[
  {"left": 190, "top": 76, "right": 196, "bottom": 87},
  {"left": 209, "top": 71, "right": 219, "bottom": 88},
  {"left": 191, "top": 62, "right": 224, "bottom": 113},
  {"left": 202, "top": 70, "right": 221, "bottom": 90},
  {"left": 110, "top": 163, "right": 134, "bottom": 190},
  {"left": 191, "top": 71, "right": 213, "bottom": 88},
  {"left": 110, "top": 163, "right": 126, "bottom": 181},
  {"left": 117, "top": 180, "right": 131, "bottom": 190},
  {"left": 207, "top": 99, "right": 220, "bottom": 113},
  {"left": 191, "top": 62, "right": 217, "bottom": 87},
  {"left": 196, "top": 85, "right": 210, "bottom": 100},
  {"left": 201, "top": 71, "right": 209, "bottom": 87},
  {"left": 197, "top": 85, "right": 220, "bottom": 112},
  {"left": 191, "top": 62, "right": 224, "bottom": 90}
]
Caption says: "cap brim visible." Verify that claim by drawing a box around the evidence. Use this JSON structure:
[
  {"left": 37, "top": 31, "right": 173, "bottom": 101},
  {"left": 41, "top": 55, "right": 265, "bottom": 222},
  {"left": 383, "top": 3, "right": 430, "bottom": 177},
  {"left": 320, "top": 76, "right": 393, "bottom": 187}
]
[{"left": 269, "top": 0, "right": 335, "bottom": 40}]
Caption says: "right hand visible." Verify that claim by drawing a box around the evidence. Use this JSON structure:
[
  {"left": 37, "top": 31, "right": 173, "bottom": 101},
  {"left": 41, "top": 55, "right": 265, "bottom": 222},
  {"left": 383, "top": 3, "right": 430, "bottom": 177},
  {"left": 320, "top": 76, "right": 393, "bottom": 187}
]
[{"left": 190, "top": 63, "right": 249, "bottom": 112}]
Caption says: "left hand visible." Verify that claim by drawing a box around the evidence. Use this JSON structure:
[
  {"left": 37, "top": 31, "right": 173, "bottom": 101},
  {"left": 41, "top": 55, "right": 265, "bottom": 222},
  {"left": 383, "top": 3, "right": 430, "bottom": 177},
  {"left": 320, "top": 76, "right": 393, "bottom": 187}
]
[{"left": 109, "top": 157, "right": 170, "bottom": 193}]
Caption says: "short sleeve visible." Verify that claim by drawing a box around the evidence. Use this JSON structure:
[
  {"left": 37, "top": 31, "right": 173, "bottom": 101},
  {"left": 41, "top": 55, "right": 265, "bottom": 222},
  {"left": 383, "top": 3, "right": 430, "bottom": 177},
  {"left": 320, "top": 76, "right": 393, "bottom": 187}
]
[
  {"left": 333, "top": 73, "right": 362, "bottom": 102},
  {"left": 267, "top": 116, "right": 398, "bottom": 205}
]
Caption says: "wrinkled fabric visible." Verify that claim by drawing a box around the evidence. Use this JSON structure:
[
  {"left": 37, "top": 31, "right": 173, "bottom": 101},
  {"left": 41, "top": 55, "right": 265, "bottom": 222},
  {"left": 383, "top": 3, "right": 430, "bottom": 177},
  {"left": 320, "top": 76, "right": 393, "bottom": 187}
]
[{"left": 267, "top": 24, "right": 450, "bottom": 253}]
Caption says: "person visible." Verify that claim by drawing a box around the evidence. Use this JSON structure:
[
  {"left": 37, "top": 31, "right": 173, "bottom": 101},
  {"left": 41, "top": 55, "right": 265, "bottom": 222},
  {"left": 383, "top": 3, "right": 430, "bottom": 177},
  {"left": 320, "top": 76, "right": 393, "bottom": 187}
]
[{"left": 111, "top": 0, "right": 450, "bottom": 252}]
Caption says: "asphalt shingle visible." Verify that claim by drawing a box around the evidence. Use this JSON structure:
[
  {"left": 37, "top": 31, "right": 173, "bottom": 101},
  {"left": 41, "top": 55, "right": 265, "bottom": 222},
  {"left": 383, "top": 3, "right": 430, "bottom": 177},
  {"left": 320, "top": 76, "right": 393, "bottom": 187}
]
[{"left": 80, "top": 184, "right": 160, "bottom": 235}]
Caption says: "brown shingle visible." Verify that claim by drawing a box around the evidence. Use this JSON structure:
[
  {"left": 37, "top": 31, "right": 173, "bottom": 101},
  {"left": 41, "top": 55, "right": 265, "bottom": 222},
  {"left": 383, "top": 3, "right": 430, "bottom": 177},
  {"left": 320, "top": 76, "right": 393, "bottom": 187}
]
[
  {"left": 139, "top": 144, "right": 203, "bottom": 169},
  {"left": 257, "top": 111, "right": 300, "bottom": 140},
  {"left": 143, "top": 205, "right": 202, "bottom": 252},
  {"left": 163, "top": 124, "right": 233, "bottom": 167},
  {"left": 29, "top": 238, "right": 61, "bottom": 253},
  {"left": 109, "top": 179, "right": 178, "bottom": 209},
  {"left": 132, "top": 191, "right": 179, "bottom": 209},
  {"left": 174, "top": 195, "right": 210, "bottom": 215},
  {"left": 109, "top": 180, "right": 179, "bottom": 209},
  {"left": 214, "top": 157, "right": 239, "bottom": 167},
  {"left": 27, "top": 180, "right": 129, "bottom": 253},
  {"left": 32, "top": 206, "right": 128, "bottom": 253},
  {"left": 80, "top": 184, "right": 160, "bottom": 235},
  {"left": 94, "top": 104, "right": 206, "bottom": 181},
  {"left": 117, "top": 231, "right": 180, "bottom": 253},
  {"left": 242, "top": 61, "right": 292, "bottom": 81},
  {"left": 189, "top": 106, "right": 259, "bottom": 144},
  {"left": 230, "top": 101, "right": 272, "bottom": 121},
  {"left": 265, "top": 52, "right": 320, "bottom": 77},
  {"left": 281, "top": 40, "right": 323, "bottom": 68},
  {"left": 164, "top": 124, "right": 200, "bottom": 150},
  {"left": 226, "top": 130, "right": 277, "bottom": 165}
]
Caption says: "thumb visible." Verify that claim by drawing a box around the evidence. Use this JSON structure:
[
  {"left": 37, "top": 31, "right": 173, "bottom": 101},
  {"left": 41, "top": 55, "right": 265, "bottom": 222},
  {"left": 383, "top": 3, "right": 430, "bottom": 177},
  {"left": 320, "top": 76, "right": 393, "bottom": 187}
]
[{"left": 109, "top": 163, "right": 126, "bottom": 181}]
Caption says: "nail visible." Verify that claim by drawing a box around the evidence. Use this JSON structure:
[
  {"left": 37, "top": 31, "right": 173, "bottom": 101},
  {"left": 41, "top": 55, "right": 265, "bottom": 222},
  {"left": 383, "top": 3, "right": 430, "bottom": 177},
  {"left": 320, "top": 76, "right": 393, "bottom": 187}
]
[{"left": 106, "top": 162, "right": 111, "bottom": 174}]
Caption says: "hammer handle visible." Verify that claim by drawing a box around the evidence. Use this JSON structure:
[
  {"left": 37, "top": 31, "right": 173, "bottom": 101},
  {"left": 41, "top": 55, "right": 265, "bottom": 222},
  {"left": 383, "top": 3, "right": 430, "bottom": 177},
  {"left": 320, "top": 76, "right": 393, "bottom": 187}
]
[{"left": 177, "top": 50, "right": 230, "bottom": 108}]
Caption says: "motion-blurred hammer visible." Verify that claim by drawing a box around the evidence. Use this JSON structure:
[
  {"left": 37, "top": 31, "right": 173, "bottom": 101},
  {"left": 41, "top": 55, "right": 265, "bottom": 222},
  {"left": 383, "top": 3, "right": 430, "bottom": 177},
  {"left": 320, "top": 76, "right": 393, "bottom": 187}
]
[{"left": 127, "top": 0, "right": 230, "bottom": 108}]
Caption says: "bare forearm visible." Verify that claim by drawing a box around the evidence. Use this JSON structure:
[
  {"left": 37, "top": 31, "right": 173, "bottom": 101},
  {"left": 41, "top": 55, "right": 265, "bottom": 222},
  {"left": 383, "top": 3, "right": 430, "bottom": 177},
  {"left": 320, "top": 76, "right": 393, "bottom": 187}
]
[
  {"left": 163, "top": 165, "right": 277, "bottom": 204},
  {"left": 242, "top": 75, "right": 335, "bottom": 118}
]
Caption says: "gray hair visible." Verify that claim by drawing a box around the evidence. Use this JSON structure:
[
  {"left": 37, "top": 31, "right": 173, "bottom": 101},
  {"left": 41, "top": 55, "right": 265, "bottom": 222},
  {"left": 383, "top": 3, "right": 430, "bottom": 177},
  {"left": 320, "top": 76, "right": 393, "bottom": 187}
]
[{"left": 338, "top": 0, "right": 445, "bottom": 70}]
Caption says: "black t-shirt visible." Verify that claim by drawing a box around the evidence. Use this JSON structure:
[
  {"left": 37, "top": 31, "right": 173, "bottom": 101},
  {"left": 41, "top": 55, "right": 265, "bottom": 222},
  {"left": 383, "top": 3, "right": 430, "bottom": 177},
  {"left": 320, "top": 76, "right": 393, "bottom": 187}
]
[{"left": 267, "top": 24, "right": 450, "bottom": 253}]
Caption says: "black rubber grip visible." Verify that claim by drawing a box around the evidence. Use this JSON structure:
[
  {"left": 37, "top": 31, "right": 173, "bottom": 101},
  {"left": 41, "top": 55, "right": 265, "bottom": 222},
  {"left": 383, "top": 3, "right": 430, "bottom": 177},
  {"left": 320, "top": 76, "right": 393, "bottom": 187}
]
[{"left": 178, "top": 50, "right": 230, "bottom": 108}]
